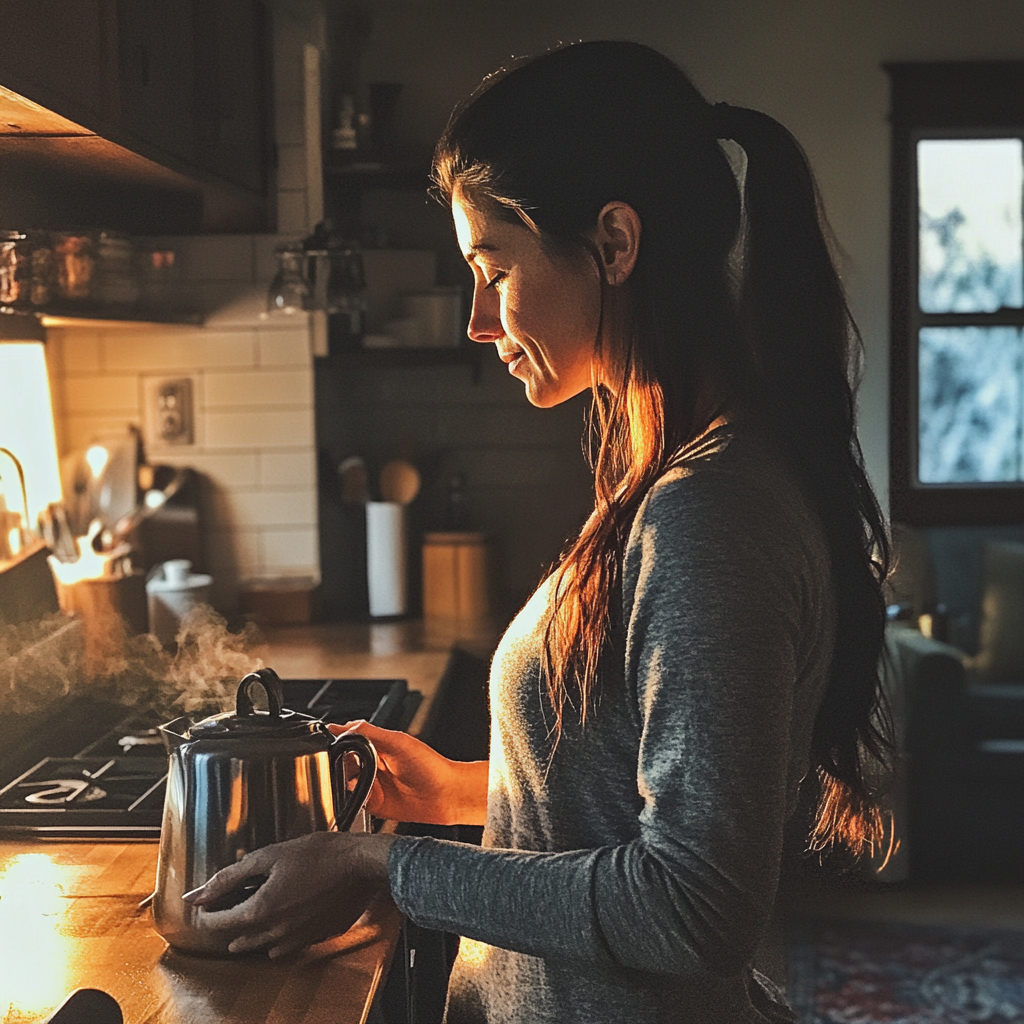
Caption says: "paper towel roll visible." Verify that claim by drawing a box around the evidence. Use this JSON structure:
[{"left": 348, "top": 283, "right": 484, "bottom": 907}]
[{"left": 366, "top": 501, "right": 406, "bottom": 617}]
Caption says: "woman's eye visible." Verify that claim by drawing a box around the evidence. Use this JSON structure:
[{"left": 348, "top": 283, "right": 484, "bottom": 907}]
[{"left": 484, "top": 271, "right": 507, "bottom": 290}]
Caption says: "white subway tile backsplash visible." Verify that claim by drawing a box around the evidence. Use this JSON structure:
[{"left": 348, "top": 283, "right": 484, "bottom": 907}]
[
  {"left": 276, "top": 144, "right": 307, "bottom": 192},
  {"left": 197, "top": 284, "right": 267, "bottom": 328},
  {"left": 277, "top": 190, "right": 308, "bottom": 234},
  {"left": 162, "top": 452, "right": 259, "bottom": 488},
  {"left": 205, "top": 525, "right": 261, "bottom": 577},
  {"left": 258, "top": 450, "right": 316, "bottom": 489},
  {"left": 63, "top": 414, "right": 142, "bottom": 452},
  {"left": 257, "top": 326, "right": 311, "bottom": 367},
  {"left": 274, "top": 102, "right": 305, "bottom": 146},
  {"left": 102, "top": 329, "right": 257, "bottom": 372},
  {"left": 260, "top": 527, "right": 318, "bottom": 571},
  {"left": 205, "top": 409, "right": 314, "bottom": 448},
  {"left": 176, "top": 235, "right": 255, "bottom": 283},
  {"left": 54, "top": 329, "right": 102, "bottom": 374},
  {"left": 63, "top": 375, "right": 140, "bottom": 415},
  {"left": 211, "top": 488, "right": 316, "bottom": 529},
  {"left": 48, "top": 230, "right": 320, "bottom": 615},
  {"left": 205, "top": 370, "right": 312, "bottom": 408}
]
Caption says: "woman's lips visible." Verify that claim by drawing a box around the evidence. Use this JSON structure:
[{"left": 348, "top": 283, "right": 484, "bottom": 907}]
[{"left": 500, "top": 348, "right": 526, "bottom": 374}]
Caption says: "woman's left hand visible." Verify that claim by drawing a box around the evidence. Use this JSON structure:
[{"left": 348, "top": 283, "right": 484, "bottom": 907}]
[{"left": 182, "top": 831, "right": 397, "bottom": 958}]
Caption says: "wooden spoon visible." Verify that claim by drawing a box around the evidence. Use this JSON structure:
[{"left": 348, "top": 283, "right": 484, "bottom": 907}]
[{"left": 379, "top": 460, "right": 420, "bottom": 504}]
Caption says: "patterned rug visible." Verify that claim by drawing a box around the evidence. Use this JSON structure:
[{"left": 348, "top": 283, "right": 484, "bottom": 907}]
[{"left": 787, "top": 918, "right": 1024, "bottom": 1023}]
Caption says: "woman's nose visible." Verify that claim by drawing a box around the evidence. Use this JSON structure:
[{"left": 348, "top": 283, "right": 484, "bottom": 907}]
[{"left": 467, "top": 285, "right": 502, "bottom": 344}]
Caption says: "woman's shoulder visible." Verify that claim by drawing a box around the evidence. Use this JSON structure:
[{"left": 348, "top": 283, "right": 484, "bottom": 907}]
[
  {"left": 633, "top": 425, "right": 823, "bottom": 561},
  {"left": 651, "top": 425, "right": 790, "bottom": 508}
]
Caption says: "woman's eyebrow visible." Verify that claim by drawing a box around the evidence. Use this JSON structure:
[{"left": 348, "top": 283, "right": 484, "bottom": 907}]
[{"left": 466, "top": 242, "right": 499, "bottom": 260}]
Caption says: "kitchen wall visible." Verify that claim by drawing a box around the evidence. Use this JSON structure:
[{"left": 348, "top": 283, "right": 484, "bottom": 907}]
[
  {"left": 353, "top": 0, "right": 1024, "bottom": 516},
  {"left": 44, "top": 0, "right": 1024, "bottom": 623},
  {"left": 42, "top": 2, "right": 326, "bottom": 613},
  {"left": 316, "top": 351, "right": 595, "bottom": 621},
  {"left": 45, "top": 244, "right": 317, "bottom": 612}
]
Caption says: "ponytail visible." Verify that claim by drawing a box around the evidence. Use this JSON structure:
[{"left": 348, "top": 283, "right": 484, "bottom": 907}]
[{"left": 711, "top": 102, "right": 894, "bottom": 855}]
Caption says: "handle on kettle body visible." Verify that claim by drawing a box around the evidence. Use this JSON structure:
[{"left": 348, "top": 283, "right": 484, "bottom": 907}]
[
  {"left": 236, "top": 668, "right": 284, "bottom": 718},
  {"left": 330, "top": 732, "right": 377, "bottom": 832}
]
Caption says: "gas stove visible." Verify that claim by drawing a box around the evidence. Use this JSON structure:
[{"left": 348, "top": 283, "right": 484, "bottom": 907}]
[{"left": 0, "top": 677, "right": 417, "bottom": 838}]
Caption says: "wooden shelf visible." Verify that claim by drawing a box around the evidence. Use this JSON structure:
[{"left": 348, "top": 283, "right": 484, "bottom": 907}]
[{"left": 38, "top": 303, "right": 204, "bottom": 327}]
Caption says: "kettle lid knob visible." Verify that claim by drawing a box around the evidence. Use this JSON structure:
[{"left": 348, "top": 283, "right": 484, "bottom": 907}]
[{"left": 236, "top": 668, "right": 284, "bottom": 719}]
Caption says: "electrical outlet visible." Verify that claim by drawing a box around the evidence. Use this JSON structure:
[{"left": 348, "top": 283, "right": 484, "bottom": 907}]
[{"left": 143, "top": 376, "right": 195, "bottom": 447}]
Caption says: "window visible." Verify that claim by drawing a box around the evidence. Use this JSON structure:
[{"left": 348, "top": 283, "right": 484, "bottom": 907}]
[{"left": 888, "top": 62, "right": 1024, "bottom": 524}]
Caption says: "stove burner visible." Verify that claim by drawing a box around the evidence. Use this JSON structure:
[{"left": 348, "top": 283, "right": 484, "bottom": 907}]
[
  {"left": 0, "top": 677, "right": 418, "bottom": 838},
  {"left": 118, "top": 729, "right": 163, "bottom": 752},
  {"left": 24, "top": 781, "right": 108, "bottom": 805}
]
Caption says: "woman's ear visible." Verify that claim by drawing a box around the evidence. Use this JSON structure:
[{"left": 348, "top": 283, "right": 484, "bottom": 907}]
[{"left": 595, "top": 202, "right": 642, "bottom": 286}]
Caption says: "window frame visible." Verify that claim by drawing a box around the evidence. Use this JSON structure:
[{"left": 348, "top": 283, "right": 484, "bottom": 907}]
[{"left": 887, "top": 61, "right": 1024, "bottom": 526}]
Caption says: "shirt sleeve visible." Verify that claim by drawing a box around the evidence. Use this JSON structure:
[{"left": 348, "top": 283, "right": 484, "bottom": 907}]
[{"left": 389, "top": 464, "right": 819, "bottom": 978}]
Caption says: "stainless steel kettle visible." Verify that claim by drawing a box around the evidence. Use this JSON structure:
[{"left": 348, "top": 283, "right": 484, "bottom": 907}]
[{"left": 152, "top": 668, "right": 377, "bottom": 955}]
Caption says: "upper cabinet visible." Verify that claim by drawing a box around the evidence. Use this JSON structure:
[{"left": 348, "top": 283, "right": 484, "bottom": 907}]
[
  {"left": 0, "top": 0, "right": 272, "bottom": 233},
  {"left": 0, "top": 0, "right": 115, "bottom": 127},
  {"left": 117, "top": 0, "right": 198, "bottom": 167}
]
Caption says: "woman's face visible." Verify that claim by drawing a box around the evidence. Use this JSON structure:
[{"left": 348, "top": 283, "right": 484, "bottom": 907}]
[{"left": 453, "top": 192, "right": 602, "bottom": 408}]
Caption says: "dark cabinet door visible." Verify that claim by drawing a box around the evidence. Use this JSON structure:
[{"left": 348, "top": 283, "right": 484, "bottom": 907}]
[
  {"left": 0, "top": 0, "right": 112, "bottom": 124},
  {"left": 116, "top": 0, "right": 197, "bottom": 166},
  {"left": 192, "top": 0, "right": 270, "bottom": 194}
]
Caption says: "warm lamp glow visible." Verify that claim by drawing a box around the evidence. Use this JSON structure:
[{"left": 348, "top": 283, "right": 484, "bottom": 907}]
[
  {"left": 0, "top": 852, "right": 74, "bottom": 1018},
  {"left": 85, "top": 444, "right": 109, "bottom": 479},
  {"left": 48, "top": 521, "right": 113, "bottom": 585},
  {"left": 0, "top": 342, "right": 62, "bottom": 531}
]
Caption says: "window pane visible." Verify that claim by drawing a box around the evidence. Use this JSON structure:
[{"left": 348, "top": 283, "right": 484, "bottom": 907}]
[
  {"left": 918, "top": 138, "right": 1023, "bottom": 313},
  {"left": 919, "top": 326, "right": 1023, "bottom": 482}
]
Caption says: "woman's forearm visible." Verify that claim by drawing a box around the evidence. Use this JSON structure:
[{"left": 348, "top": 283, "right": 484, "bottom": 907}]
[{"left": 440, "top": 759, "right": 489, "bottom": 826}]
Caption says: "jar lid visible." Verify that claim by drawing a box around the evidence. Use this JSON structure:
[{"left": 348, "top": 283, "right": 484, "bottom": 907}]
[{"left": 146, "top": 573, "right": 212, "bottom": 594}]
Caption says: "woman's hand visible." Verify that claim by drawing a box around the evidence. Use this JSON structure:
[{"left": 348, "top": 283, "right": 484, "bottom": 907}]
[
  {"left": 334, "top": 721, "right": 488, "bottom": 826},
  {"left": 182, "top": 831, "right": 396, "bottom": 958}
]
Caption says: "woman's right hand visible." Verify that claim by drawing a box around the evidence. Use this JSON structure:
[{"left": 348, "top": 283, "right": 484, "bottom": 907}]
[{"left": 331, "top": 721, "right": 488, "bottom": 826}]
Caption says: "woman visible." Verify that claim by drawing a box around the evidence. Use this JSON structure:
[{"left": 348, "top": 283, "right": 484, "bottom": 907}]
[{"left": 188, "top": 41, "right": 891, "bottom": 1023}]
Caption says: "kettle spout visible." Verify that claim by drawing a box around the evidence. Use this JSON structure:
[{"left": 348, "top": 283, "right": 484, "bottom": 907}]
[{"left": 159, "top": 717, "right": 191, "bottom": 752}]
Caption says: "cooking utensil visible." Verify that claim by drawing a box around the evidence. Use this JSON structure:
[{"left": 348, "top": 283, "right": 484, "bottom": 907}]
[
  {"left": 152, "top": 668, "right": 377, "bottom": 955},
  {"left": 338, "top": 455, "right": 369, "bottom": 503},
  {"left": 379, "top": 459, "right": 420, "bottom": 504}
]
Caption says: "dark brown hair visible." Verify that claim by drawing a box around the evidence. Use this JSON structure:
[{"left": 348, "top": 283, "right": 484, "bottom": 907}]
[{"left": 433, "top": 41, "right": 892, "bottom": 856}]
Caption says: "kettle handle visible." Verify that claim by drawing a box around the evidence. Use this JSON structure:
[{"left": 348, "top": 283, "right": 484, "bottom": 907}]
[
  {"left": 236, "top": 668, "right": 284, "bottom": 718},
  {"left": 330, "top": 732, "right": 378, "bottom": 832}
]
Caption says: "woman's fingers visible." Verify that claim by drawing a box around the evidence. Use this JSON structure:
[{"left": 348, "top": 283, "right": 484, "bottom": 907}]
[
  {"left": 182, "top": 849, "right": 268, "bottom": 905},
  {"left": 227, "top": 921, "right": 286, "bottom": 954}
]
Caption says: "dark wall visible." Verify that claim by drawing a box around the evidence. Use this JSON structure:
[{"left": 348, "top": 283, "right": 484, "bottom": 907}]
[{"left": 315, "top": 352, "right": 595, "bottom": 622}]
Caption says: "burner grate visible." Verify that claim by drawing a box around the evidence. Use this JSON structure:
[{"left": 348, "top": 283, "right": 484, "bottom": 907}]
[{"left": 0, "top": 677, "right": 416, "bottom": 839}]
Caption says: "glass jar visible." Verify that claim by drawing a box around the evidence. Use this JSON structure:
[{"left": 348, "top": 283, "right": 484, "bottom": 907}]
[
  {"left": 267, "top": 247, "right": 310, "bottom": 315},
  {"left": 0, "top": 231, "right": 32, "bottom": 308},
  {"left": 53, "top": 233, "right": 96, "bottom": 301},
  {"left": 30, "top": 235, "right": 56, "bottom": 306},
  {"left": 94, "top": 232, "right": 139, "bottom": 305},
  {"left": 325, "top": 240, "right": 367, "bottom": 352}
]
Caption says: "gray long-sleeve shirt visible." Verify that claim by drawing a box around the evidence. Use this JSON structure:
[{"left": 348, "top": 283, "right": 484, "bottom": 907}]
[{"left": 389, "top": 426, "right": 836, "bottom": 1023}]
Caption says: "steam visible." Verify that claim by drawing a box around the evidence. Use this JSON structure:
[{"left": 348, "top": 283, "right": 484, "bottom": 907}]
[
  {"left": 166, "top": 605, "right": 265, "bottom": 714},
  {"left": 1, "top": 606, "right": 265, "bottom": 719}
]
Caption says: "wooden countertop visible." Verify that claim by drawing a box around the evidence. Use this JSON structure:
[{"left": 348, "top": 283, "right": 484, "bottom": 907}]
[
  {"left": 258, "top": 618, "right": 499, "bottom": 737},
  {"left": 0, "top": 618, "right": 498, "bottom": 1024},
  {"left": 0, "top": 839, "right": 401, "bottom": 1024}
]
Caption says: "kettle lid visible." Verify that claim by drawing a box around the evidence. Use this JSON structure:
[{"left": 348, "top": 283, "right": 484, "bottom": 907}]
[{"left": 185, "top": 668, "right": 320, "bottom": 738}]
